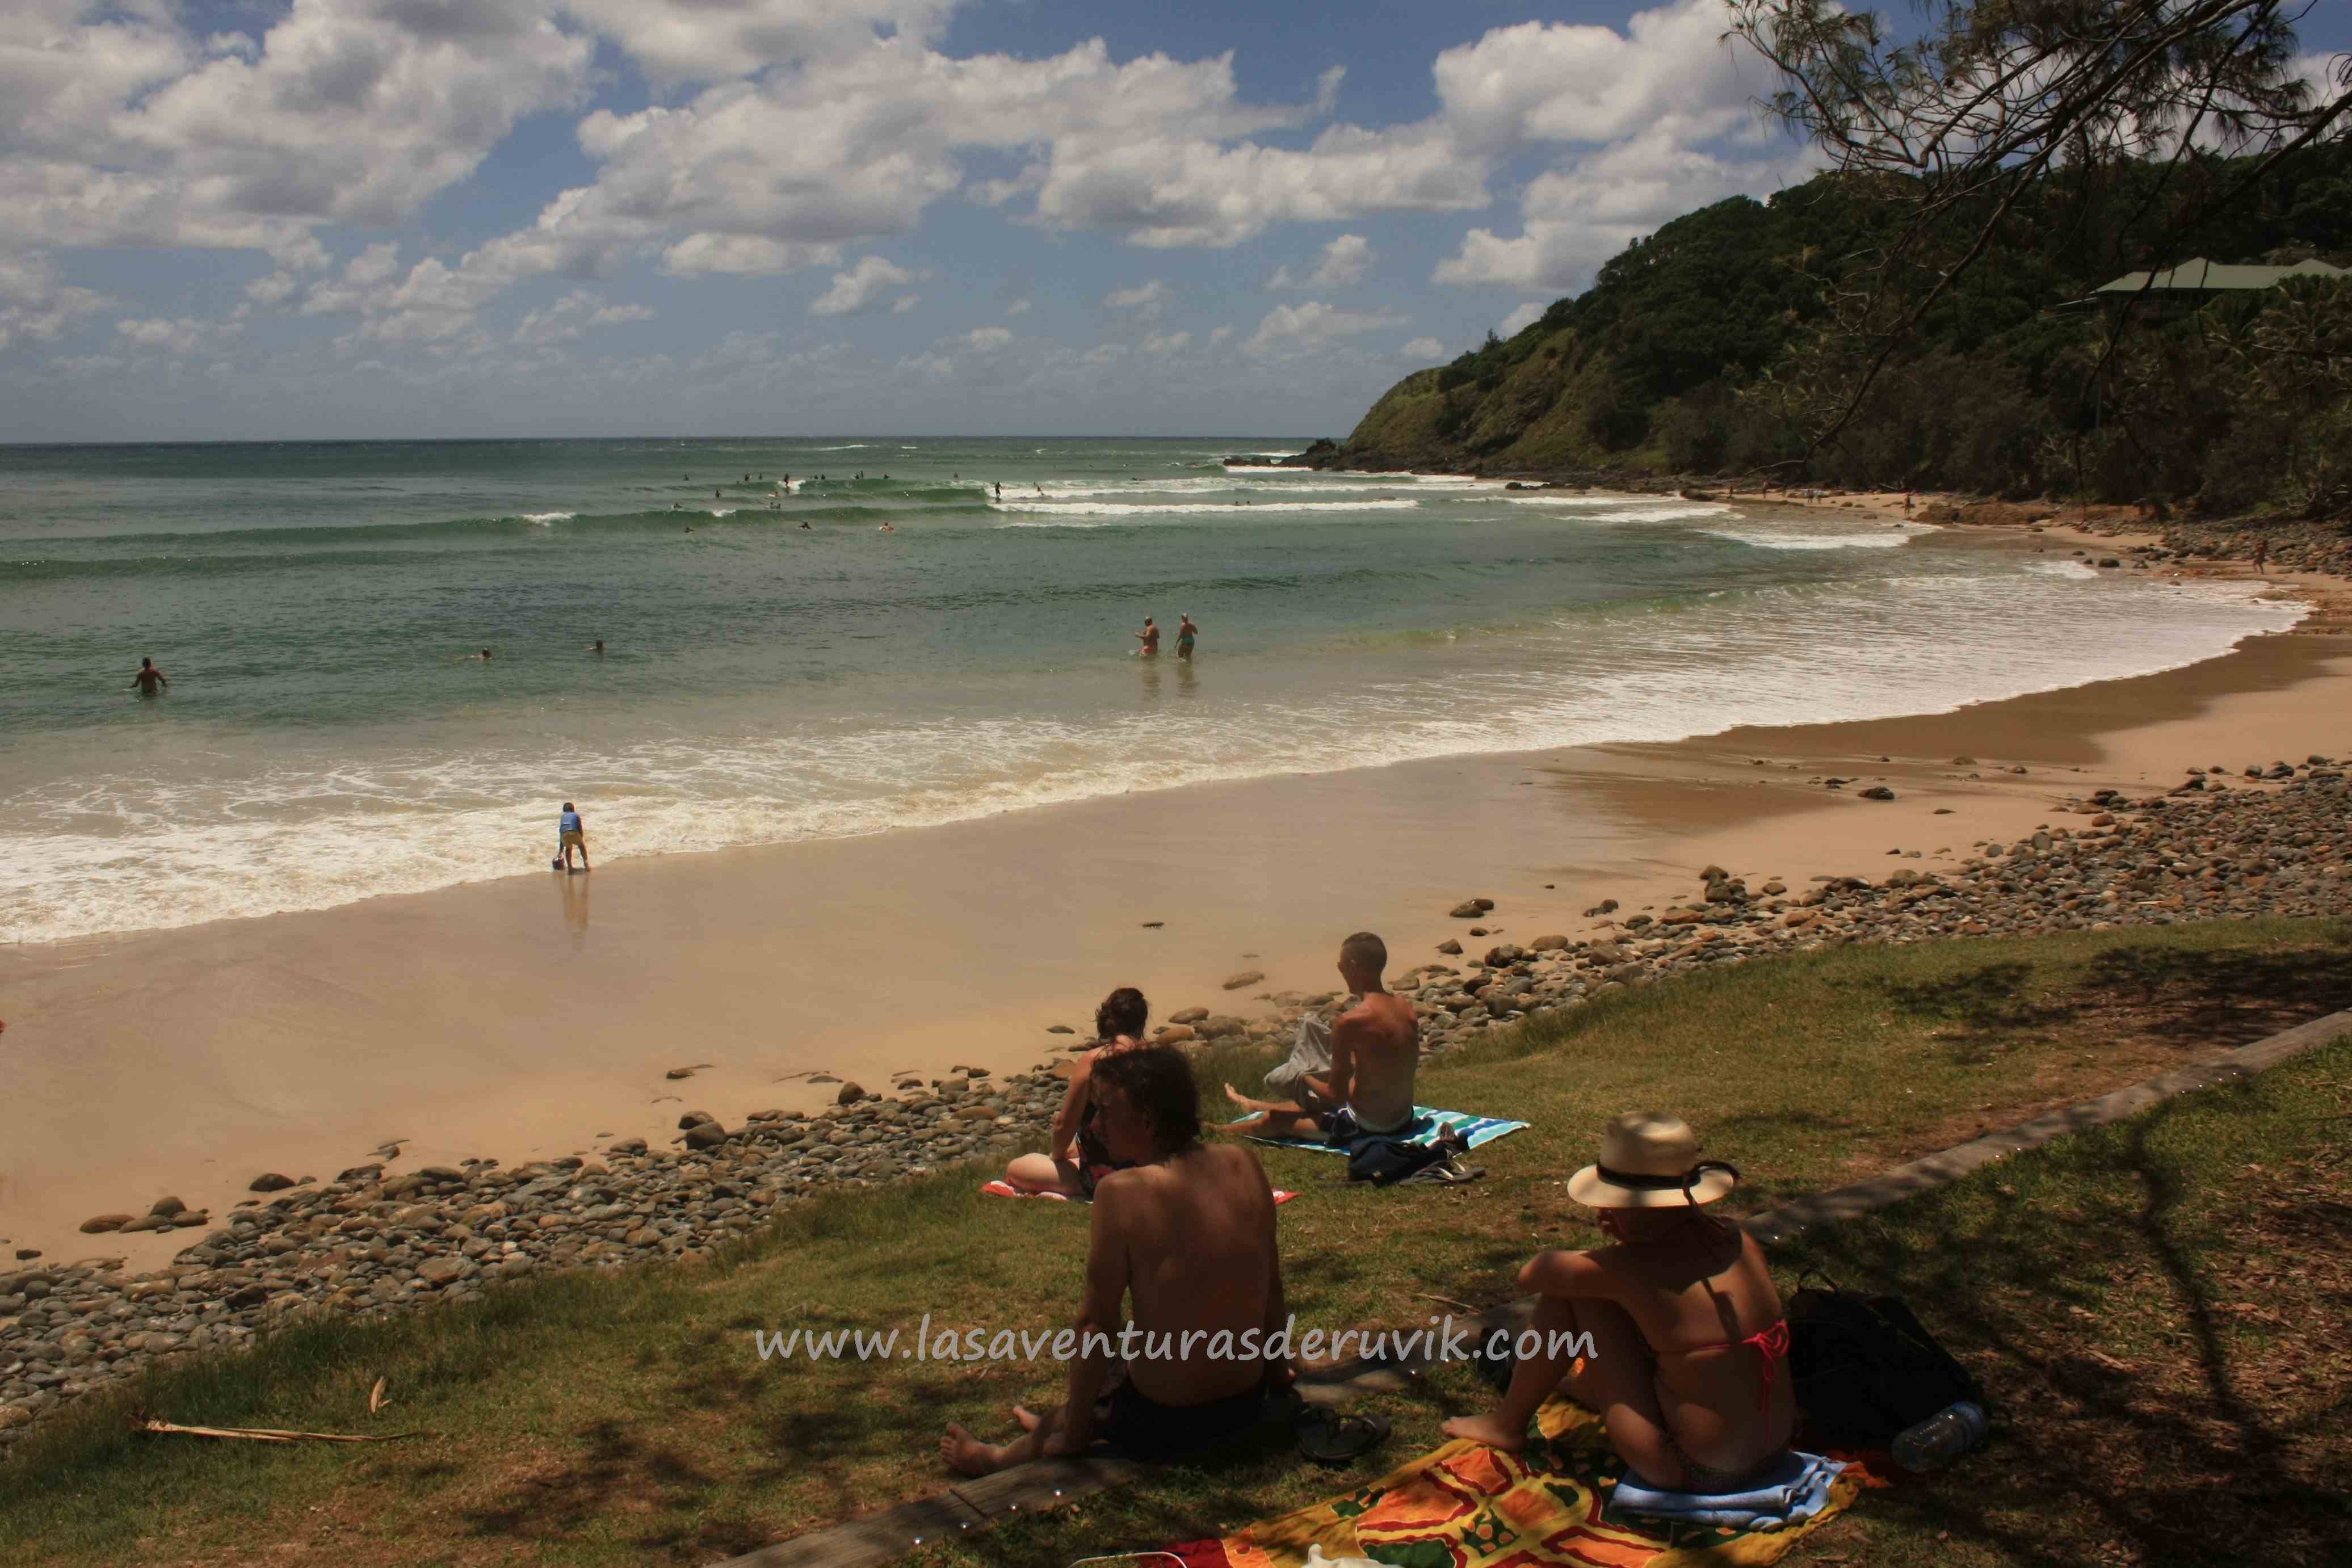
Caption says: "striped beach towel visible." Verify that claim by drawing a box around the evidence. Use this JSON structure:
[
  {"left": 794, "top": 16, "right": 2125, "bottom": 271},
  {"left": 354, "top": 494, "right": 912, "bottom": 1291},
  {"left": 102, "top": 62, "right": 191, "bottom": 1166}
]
[{"left": 1237, "top": 1107, "right": 1529, "bottom": 1154}]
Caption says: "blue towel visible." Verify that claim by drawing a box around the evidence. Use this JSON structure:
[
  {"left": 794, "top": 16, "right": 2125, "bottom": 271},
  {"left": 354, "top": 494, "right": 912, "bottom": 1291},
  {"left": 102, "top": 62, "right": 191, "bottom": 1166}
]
[
  {"left": 1237, "top": 1106, "right": 1528, "bottom": 1153},
  {"left": 1606, "top": 1451, "right": 1845, "bottom": 1532}
]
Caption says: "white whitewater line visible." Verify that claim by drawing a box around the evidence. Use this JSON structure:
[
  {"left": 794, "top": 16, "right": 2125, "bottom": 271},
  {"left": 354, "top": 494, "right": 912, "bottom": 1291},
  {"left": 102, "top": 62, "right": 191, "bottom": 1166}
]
[
  {"left": 991, "top": 498, "right": 1422, "bottom": 520},
  {"left": 0, "top": 570, "right": 2298, "bottom": 946},
  {"left": 1698, "top": 524, "right": 1913, "bottom": 550}
]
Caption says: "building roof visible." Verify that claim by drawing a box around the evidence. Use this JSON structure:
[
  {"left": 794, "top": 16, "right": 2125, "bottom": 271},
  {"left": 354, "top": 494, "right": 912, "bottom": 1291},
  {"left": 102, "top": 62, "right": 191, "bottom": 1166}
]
[{"left": 2094, "top": 257, "right": 2350, "bottom": 294}]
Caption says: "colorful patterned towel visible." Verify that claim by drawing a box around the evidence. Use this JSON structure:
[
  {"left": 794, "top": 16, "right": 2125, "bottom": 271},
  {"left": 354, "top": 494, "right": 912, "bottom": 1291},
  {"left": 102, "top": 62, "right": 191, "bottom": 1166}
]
[
  {"left": 1238, "top": 1107, "right": 1530, "bottom": 1154},
  {"left": 981, "top": 1180, "right": 1297, "bottom": 1205},
  {"left": 1163, "top": 1397, "right": 1862, "bottom": 1566}
]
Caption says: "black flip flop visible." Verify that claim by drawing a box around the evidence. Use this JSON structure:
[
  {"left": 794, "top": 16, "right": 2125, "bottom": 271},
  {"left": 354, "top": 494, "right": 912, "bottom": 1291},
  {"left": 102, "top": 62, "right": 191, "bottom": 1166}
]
[{"left": 1291, "top": 1400, "right": 1391, "bottom": 1465}]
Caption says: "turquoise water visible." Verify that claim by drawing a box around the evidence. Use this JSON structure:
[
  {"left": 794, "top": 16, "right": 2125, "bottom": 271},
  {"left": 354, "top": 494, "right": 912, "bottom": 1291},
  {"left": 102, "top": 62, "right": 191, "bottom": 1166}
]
[{"left": 0, "top": 436, "right": 2295, "bottom": 943}]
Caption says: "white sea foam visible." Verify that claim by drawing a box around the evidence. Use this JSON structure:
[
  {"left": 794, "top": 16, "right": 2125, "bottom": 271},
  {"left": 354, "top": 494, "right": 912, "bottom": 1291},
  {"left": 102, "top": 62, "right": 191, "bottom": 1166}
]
[
  {"left": 992, "top": 498, "right": 1422, "bottom": 521},
  {"left": 0, "top": 565, "right": 2295, "bottom": 945},
  {"left": 518, "top": 511, "right": 576, "bottom": 524},
  {"left": 1698, "top": 524, "right": 1914, "bottom": 550}
]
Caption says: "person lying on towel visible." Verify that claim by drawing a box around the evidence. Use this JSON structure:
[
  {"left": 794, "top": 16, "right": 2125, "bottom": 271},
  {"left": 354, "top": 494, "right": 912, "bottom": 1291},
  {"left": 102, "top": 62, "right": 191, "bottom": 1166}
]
[
  {"left": 1221, "top": 931, "right": 1419, "bottom": 1144},
  {"left": 943, "top": 1045, "right": 1292, "bottom": 1472},
  {"left": 999, "top": 986, "right": 1153, "bottom": 1198},
  {"left": 1444, "top": 1112, "right": 1795, "bottom": 1491}
]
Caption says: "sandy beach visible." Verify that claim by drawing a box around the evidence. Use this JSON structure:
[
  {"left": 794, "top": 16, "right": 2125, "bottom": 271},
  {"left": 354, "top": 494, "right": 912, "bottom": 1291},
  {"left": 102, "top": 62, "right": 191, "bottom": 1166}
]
[{"left": 6, "top": 519, "right": 2349, "bottom": 1269}]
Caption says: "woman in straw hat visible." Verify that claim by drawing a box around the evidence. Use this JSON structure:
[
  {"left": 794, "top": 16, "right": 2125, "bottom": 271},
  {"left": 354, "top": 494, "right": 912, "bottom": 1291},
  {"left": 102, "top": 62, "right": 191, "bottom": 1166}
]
[{"left": 1444, "top": 1111, "right": 1794, "bottom": 1490}]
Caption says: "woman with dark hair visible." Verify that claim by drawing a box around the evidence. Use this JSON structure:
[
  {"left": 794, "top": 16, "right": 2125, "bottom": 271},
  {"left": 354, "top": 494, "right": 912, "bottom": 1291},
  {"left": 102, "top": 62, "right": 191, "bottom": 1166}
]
[{"left": 1001, "top": 987, "right": 1151, "bottom": 1197}]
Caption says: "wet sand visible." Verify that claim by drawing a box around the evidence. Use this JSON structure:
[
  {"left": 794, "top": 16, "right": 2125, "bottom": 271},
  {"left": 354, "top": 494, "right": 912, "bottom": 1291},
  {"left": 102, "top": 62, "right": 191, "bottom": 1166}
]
[{"left": 7, "top": 599, "right": 2349, "bottom": 1269}]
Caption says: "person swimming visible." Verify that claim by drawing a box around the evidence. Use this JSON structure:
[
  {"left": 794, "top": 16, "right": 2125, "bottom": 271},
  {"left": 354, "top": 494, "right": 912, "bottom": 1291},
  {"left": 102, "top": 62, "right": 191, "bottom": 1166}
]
[{"left": 128, "top": 656, "right": 169, "bottom": 695}]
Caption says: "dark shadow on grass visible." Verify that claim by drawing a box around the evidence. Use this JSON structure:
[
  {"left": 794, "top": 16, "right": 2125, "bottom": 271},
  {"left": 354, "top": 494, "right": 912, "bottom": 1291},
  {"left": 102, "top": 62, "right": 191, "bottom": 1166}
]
[
  {"left": 2074, "top": 941, "right": 2352, "bottom": 1049},
  {"left": 1769, "top": 1071, "right": 2351, "bottom": 1567}
]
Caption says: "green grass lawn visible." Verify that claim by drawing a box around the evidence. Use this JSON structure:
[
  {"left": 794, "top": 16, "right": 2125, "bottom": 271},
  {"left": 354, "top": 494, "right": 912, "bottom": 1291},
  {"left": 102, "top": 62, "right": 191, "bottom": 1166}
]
[{"left": 4, "top": 918, "right": 2347, "bottom": 1567}]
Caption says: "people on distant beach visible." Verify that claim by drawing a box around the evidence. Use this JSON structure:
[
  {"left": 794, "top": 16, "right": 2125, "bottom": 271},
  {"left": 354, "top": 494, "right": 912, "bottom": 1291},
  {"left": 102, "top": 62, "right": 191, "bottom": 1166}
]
[
  {"left": 1443, "top": 1112, "right": 1793, "bottom": 1490},
  {"left": 1222, "top": 932, "right": 1417, "bottom": 1143},
  {"left": 2252, "top": 538, "right": 2269, "bottom": 576},
  {"left": 1135, "top": 617, "right": 1160, "bottom": 657},
  {"left": 1176, "top": 613, "right": 1199, "bottom": 662},
  {"left": 129, "top": 657, "right": 169, "bottom": 695},
  {"left": 946, "top": 1043, "right": 1288, "bottom": 1472},
  {"left": 555, "top": 801, "right": 590, "bottom": 872},
  {"left": 1001, "top": 988, "right": 1151, "bottom": 1199}
]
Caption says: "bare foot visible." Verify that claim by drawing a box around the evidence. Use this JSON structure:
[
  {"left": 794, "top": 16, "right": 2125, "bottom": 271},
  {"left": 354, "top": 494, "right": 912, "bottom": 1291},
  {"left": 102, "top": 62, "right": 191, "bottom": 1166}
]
[
  {"left": 1442, "top": 1413, "right": 1528, "bottom": 1452},
  {"left": 1223, "top": 1082, "right": 1253, "bottom": 1109},
  {"left": 1013, "top": 1405, "right": 1043, "bottom": 1433},
  {"left": 940, "top": 1423, "right": 1007, "bottom": 1477}
]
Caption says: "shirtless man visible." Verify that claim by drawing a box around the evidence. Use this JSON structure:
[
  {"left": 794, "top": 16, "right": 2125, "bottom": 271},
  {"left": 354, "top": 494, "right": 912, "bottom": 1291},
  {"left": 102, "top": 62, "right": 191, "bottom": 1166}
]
[
  {"left": 128, "top": 657, "right": 169, "bottom": 695},
  {"left": 1134, "top": 617, "right": 1160, "bottom": 657},
  {"left": 943, "top": 1045, "right": 1288, "bottom": 1470},
  {"left": 1443, "top": 1112, "right": 1793, "bottom": 1490},
  {"left": 1223, "top": 932, "right": 1418, "bottom": 1144}
]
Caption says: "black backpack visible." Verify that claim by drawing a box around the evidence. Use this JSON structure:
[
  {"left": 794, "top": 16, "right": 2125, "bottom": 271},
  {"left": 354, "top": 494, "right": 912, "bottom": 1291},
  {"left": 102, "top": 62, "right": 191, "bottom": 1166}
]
[
  {"left": 1343, "top": 1126, "right": 1464, "bottom": 1186},
  {"left": 1786, "top": 1275, "right": 1985, "bottom": 1448}
]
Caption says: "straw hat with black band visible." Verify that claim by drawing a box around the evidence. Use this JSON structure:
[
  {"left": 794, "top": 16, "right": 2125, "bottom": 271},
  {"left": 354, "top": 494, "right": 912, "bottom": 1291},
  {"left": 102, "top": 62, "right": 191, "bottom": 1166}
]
[{"left": 1566, "top": 1111, "right": 1740, "bottom": 1209}]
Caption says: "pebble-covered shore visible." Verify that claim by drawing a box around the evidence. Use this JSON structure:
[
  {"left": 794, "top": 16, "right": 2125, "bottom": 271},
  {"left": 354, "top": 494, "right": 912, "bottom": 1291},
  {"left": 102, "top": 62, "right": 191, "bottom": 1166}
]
[{"left": 4, "top": 760, "right": 2347, "bottom": 1455}]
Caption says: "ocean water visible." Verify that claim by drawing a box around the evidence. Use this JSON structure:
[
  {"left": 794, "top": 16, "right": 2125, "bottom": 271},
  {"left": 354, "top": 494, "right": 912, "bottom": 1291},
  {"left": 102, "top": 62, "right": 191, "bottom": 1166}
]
[{"left": 0, "top": 436, "right": 2297, "bottom": 944}]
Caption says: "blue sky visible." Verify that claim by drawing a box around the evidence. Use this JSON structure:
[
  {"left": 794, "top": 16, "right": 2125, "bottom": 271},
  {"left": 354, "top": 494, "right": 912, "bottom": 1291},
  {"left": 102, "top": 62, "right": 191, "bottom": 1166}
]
[{"left": 3, "top": 1, "right": 2345, "bottom": 442}]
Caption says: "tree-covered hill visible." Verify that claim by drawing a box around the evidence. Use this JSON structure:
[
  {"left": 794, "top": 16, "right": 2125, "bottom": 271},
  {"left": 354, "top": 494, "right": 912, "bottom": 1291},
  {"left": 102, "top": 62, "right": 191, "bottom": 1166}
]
[{"left": 1322, "top": 146, "right": 2352, "bottom": 514}]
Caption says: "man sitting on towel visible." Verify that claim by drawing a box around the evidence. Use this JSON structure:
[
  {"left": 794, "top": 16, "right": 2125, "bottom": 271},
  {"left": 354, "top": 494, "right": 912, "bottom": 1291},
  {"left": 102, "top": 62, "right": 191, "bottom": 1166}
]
[
  {"left": 1223, "top": 931, "right": 1420, "bottom": 1144},
  {"left": 942, "top": 1045, "right": 1291, "bottom": 1472}
]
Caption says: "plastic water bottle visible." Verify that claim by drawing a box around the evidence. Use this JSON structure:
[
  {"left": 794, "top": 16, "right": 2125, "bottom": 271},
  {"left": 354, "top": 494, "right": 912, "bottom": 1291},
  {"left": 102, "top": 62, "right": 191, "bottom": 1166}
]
[{"left": 1891, "top": 1401, "right": 1988, "bottom": 1472}]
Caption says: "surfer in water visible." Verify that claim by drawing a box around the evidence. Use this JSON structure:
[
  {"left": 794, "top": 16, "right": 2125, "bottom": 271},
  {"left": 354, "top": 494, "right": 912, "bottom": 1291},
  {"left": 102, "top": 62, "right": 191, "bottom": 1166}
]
[
  {"left": 588, "top": 640, "right": 604, "bottom": 655},
  {"left": 129, "top": 657, "right": 169, "bottom": 695}
]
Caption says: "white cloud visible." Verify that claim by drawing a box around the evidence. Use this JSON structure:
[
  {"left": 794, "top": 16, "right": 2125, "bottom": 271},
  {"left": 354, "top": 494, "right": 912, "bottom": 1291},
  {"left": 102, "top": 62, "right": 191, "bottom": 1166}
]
[
  {"left": 1500, "top": 301, "right": 1545, "bottom": 337},
  {"left": 964, "top": 326, "right": 1013, "bottom": 351},
  {"left": 663, "top": 234, "right": 842, "bottom": 277},
  {"left": 1005, "top": 299, "right": 1031, "bottom": 316},
  {"left": 0, "top": 251, "right": 110, "bottom": 351},
  {"left": 1430, "top": 0, "right": 1754, "bottom": 152},
  {"left": 513, "top": 289, "right": 653, "bottom": 344},
  {"left": 1242, "top": 300, "right": 1407, "bottom": 357},
  {"left": 1426, "top": 3, "right": 1819, "bottom": 293},
  {"left": 1104, "top": 279, "right": 1170, "bottom": 313},
  {"left": 1140, "top": 330, "right": 1191, "bottom": 354},
  {"left": 891, "top": 293, "right": 920, "bottom": 313},
  {"left": 114, "top": 314, "right": 241, "bottom": 356},
  {"left": 558, "top": 0, "right": 960, "bottom": 87},
  {"left": 811, "top": 255, "right": 919, "bottom": 316},
  {"left": 1438, "top": 122, "right": 1820, "bottom": 291},
  {"left": 1401, "top": 336, "right": 1444, "bottom": 359},
  {"left": 245, "top": 270, "right": 300, "bottom": 305},
  {"left": 1208, "top": 324, "right": 1232, "bottom": 347},
  {"left": 1270, "top": 233, "right": 1373, "bottom": 289},
  {"left": 2, "top": 1, "right": 594, "bottom": 262}
]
